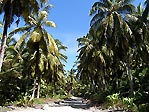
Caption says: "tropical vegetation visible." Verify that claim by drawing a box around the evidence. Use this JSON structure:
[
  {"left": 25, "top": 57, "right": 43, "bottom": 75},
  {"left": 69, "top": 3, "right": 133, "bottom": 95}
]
[
  {"left": 77, "top": 0, "right": 149, "bottom": 111},
  {"left": 0, "top": 0, "right": 148, "bottom": 111}
]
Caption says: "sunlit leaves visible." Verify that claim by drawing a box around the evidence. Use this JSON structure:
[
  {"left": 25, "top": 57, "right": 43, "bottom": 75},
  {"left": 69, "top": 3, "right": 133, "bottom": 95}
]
[
  {"left": 30, "top": 30, "right": 42, "bottom": 42},
  {"left": 45, "top": 21, "right": 56, "bottom": 27},
  {"left": 14, "top": 32, "right": 30, "bottom": 49}
]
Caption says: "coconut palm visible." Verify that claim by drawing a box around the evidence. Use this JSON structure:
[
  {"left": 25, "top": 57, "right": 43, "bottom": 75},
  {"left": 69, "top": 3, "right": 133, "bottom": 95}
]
[
  {"left": 77, "top": 31, "right": 106, "bottom": 91},
  {"left": 90, "top": 0, "right": 135, "bottom": 27},
  {"left": 9, "top": 8, "right": 67, "bottom": 99},
  {"left": 0, "top": 0, "right": 48, "bottom": 71},
  {"left": 77, "top": 0, "right": 137, "bottom": 95}
]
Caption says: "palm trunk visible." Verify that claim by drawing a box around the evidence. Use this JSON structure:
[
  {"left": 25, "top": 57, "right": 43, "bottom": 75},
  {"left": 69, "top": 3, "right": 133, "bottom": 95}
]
[
  {"left": 0, "top": 18, "right": 8, "bottom": 72},
  {"left": 37, "top": 75, "right": 41, "bottom": 98},
  {"left": 128, "top": 66, "right": 133, "bottom": 96},
  {"left": 0, "top": 1, "right": 11, "bottom": 72},
  {"left": 126, "top": 59, "right": 133, "bottom": 96},
  {"left": 37, "top": 81, "right": 40, "bottom": 98},
  {"left": 100, "top": 66, "right": 107, "bottom": 91},
  {"left": 35, "top": 43, "right": 41, "bottom": 98},
  {"left": 30, "top": 43, "right": 41, "bottom": 100},
  {"left": 30, "top": 78, "right": 37, "bottom": 100}
]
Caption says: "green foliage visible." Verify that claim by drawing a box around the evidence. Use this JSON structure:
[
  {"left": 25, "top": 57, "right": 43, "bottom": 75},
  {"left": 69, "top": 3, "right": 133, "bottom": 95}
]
[
  {"left": 0, "top": 73, "right": 23, "bottom": 105},
  {"left": 0, "top": 1, "right": 67, "bottom": 104},
  {"left": 105, "top": 94, "right": 138, "bottom": 111},
  {"left": 14, "top": 94, "right": 32, "bottom": 107},
  {"left": 72, "top": 83, "right": 92, "bottom": 97},
  {"left": 40, "top": 82, "right": 67, "bottom": 98},
  {"left": 107, "top": 93, "right": 120, "bottom": 106},
  {"left": 0, "top": 0, "right": 148, "bottom": 108},
  {"left": 76, "top": 0, "right": 149, "bottom": 110}
]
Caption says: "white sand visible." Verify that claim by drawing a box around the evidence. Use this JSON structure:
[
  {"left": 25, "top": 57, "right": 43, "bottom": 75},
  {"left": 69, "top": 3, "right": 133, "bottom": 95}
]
[{"left": 7, "top": 105, "right": 105, "bottom": 112}]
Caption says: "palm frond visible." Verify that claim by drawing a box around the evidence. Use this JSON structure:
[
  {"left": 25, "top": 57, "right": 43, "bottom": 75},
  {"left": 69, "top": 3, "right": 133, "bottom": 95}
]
[
  {"left": 0, "top": 21, "right": 2, "bottom": 27},
  {"left": 125, "top": 14, "right": 138, "bottom": 22},
  {"left": 55, "top": 39, "right": 67, "bottom": 51},
  {"left": 14, "top": 32, "right": 30, "bottom": 49},
  {"left": 58, "top": 53, "right": 67, "bottom": 63},
  {"left": 28, "top": 16, "right": 38, "bottom": 25},
  {"left": 47, "top": 34, "right": 59, "bottom": 55},
  {"left": 30, "top": 29, "right": 42, "bottom": 42},
  {"left": 44, "top": 21, "right": 56, "bottom": 28},
  {"left": 90, "top": 2, "right": 100, "bottom": 16},
  {"left": 9, "top": 26, "right": 32, "bottom": 37},
  {"left": 137, "top": 3, "right": 143, "bottom": 16},
  {"left": 123, "top": 21, "right": 133, "bottom": 36},
  {"left": 142, "top": 0, "right": 149, "bottom": 23},
  {"left": 90, "top": 13, "right": 103, "bottom": 26},
  {"left": 43, "top": 4, "right": 54, "bottom": 13}
]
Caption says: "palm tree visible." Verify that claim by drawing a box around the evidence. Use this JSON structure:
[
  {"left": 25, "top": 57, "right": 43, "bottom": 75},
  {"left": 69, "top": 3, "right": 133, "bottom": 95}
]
[
  {"left": 124, "top": 3, "right": 149, "bottom": 99},
  {"left": 0, "top": 0, "right": 48, "bottom": 71},
  {"left": 77, "top": 0, "right": 136, "bottom": 95},
  {"left": 77, "top": 30, "right": 108, "bottom": 92},
  {"left": 90, "top": 0, "right": 135, "bottom": 27},
  {"left": 9, "top": 9, "right": 66, "bottom": 99}
]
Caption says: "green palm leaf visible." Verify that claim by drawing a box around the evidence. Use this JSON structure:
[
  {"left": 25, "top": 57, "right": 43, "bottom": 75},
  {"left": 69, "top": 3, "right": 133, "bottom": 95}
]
[
  {"left": 14, "top": 32, "right": 30, "bottom": 49},
  {"left": 9, "top": 26, "right": 32, "bottom": 37},
  {"left": 44, "top": 21, "right": 56, "bottom": 27}
]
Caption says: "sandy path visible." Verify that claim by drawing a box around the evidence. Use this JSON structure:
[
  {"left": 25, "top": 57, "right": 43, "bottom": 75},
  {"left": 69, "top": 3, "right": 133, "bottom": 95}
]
[
  {"left": 7, "top": 106, "right": 106, "bottom": 112},
  {"left": 6, "top": 97, "right": 108, "bottom": 112}
]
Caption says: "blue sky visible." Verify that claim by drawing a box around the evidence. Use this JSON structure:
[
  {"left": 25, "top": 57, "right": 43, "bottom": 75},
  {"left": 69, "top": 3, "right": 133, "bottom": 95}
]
[
  {"left": 48, "top": 0, "right": 144, "bottom": 71},
  {"left": 48, "top": 0, "right": 97, "bottom": 71}
]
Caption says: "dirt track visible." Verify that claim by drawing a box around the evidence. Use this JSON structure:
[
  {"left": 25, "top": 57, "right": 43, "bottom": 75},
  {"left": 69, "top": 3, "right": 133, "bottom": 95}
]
[{"left": 6, "top": 96, "right": 109, "bottom": 112}]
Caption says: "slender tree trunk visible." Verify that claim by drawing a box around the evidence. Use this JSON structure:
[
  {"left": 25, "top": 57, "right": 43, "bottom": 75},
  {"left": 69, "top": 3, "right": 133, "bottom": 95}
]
[
  {"left": 0, "top": 1, "right": 11, "bottom": 72},
  {"left": 128, "top": 66, "right": 133, "bottom": 96},
  {"left": 100, "top": 66, "right": 107, "bottom": 91},
  {"left": 35, "top": 43, "right": 41, "bottom": 98},
  {"left": 30, "top": 78, "right": 37, "bottom": 100},
  {"left": 0, "top": 19, "right": 8, "bottom": 72},
  {"left": 126, "top": 59, "right": 133, "bottom": 96},
  {"left": 30, "top": 44, "right": 41, "bottom": 100},
  {"left": 37, "top": 75, "right": 41, "bottom": 98},
  {"left": 37, "top": 80, "right": 40, "bottom": 98}
]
